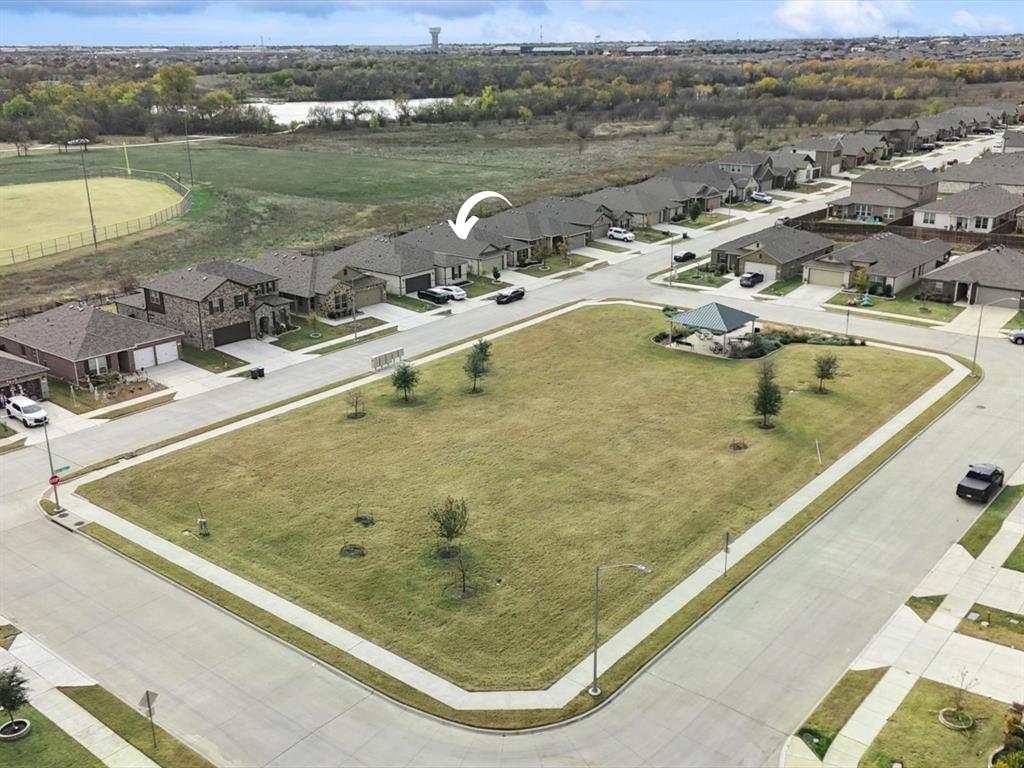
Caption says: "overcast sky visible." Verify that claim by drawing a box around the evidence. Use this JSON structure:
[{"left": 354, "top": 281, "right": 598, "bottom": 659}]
[{"left": 1, "top": 1, "right": 1021, "bottom": 46}]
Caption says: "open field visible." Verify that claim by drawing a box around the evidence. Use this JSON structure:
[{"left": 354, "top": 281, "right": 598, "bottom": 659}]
[
  {"left": 0, "top": 177, "right": 181, "bottom": 251},
  {"left": 0, "top": 119, "right": 825, "bottom": 313},
  {"left": 859, "top": 679, "right": 1007, "bottom": 768},
  {"left": 79, "top": 306, "right": 948, "bottom": 690}
]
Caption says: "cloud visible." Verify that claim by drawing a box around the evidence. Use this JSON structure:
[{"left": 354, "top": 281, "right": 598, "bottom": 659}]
[
  {"left": 3, "top": 1, "right": 212, "bottom": 15},
  {"left": 951, "top": 8, "right": 1012, "bottom": 34},
  {"left": 581, "top": 0, "right": 628, "bottom": 11},
  {"left": 774, "top": 0, "right": 914, "bottom": 37}
]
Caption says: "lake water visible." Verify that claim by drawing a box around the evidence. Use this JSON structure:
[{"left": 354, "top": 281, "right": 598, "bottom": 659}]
[{"left": 249, "top": 97, "right": 453, "bottom": 125}]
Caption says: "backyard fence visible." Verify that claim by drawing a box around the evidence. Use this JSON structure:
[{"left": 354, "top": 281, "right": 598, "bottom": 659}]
[
  {"left": 2, "top": 167, "right": 192, "bottom": 265},
  {"left": 0, "top": 289, "right": 138, "bottom": 327}
]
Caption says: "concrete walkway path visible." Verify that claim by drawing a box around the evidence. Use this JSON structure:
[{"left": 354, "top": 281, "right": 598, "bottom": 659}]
[
  {"left": 64, "top": 302, "right": 970, "bottom": 712},
  {"left": 0, "top": 622, "right": 157, "bottom": 768}
]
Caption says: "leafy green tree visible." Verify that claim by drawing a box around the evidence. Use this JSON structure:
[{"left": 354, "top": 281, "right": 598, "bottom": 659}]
[
  {"left": 0, "top": 666, "right": 30, "bottom": 730},
  {"left": 464, "top": 345, "right": 490, "bottom": 393},
  {"left": 814, "top": 352, "right": 840, "bottom": 394},
  {"left": 753, "top": 360, "right": 783, "bottom": 428},
  {"left": 428, "top": 496, "right": 469, "bottom": 558},
  {"left": 853, "top": 267, "right": 870, "bottom": 294},
  {"left": 2, "top": 94, "right": 33, "bottom": 120},
  {"left": 391, "top": 362, "right": 420, "bottom": 402},
  {"left": 688, "top": 201, "right": 703, "bottom": 222},
  {"left": 153, "top": 63, "right": 196, "bottom": 108}
]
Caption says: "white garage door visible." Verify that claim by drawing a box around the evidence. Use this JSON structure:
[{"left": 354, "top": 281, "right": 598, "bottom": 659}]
[
  {"left": 808, "top": 267, "right": 845, "bottom": 287},
  {"left": 745, "top": 262, "right": 778, "bottom": 282},
  {"left": 974, "top": 286, "right": 1021, "bottom": 307},
  {"left": 155, "top": 341, "right": 179, "bottom": 364},
  {"left": 134, "top": 346, "right": 156, "bottom": 370}
]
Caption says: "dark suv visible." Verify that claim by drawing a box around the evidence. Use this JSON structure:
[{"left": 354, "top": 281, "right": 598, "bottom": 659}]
[
  {"left": 417, "top": 287, "right": 451, "bottom": 304},
  {"left": 739, "top": 272, "right": 764, "bottom": 287},
  {"left": 956, "top": 464, "right": 1004, "bottom": 502},
  {"left": 673, "top": 251, "right": 697, "bottom": 263}
]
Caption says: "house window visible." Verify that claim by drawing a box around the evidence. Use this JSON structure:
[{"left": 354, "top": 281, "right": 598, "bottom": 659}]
[
  {"left": 86, "top": 356, "right": 108, "bottom": 375},
  {"left": 882, "top": 208, "right": 895, "bottom": 220},
  {"left": 145, "top": 289, "right": 165, "bottom": 314},
  {"left": 931, "top": 281, "right": 944, "bottom": 291},
  {"left": 208, "top": 298, "right": 225, "bottom": 314},
  {"left": 922, "top": 211, "right": 936, "bottom": 224},
  {"left": 234, "top": 293, "right": 249, "bottom": 309},
  {"left": 974, "top": 217, "right": 989, "bottom": 230},
  {"left": 955, "top": 217, "right": 968, "bottom": 230}
]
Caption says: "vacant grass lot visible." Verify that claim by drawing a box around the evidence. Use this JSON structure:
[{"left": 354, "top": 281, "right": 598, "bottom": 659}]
[
  {"left": 859, "top": 679, "right": 1006, "bottom": 768},
  {"left": 0, "top": 177, "right": 181, "bottom": 250},
  {"left": 827, "top": 287, "right": 965, "bottom": 322},
  {"left": 81, "top": 305, "right": 947, "bottom": 689}
]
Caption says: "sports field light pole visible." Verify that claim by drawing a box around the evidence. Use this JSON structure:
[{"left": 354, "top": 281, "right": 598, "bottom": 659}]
[
  {"left": 67, "top": 138, "right": 98, "bottom": 251},
  {"left": 590, "top": 562, "right": 652, "bottom": 696},
  {"left": 970, "top": 296, "right": 1019, "bottom": 377},
  {"left": 178, "top": 108, "right": 195, "bottom": 188}
]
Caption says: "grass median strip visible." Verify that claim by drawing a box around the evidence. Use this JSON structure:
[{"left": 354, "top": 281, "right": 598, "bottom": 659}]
[
  {"left": 957, "top": 603, "right": 1024, "bottom": 650},
  {"left": 181, "top": 345, "right": 247, "bottom": 373},
  {"left": 958, "top": 483, "right": 1024, "bottom": 558},
  {"left": 797, "top": 667, "right": 888, "bottom": 760},
  {"left": 311, "top": 326, "right": 399, "bottom": 355},
  {"left": 906, "top": 594, "right": 946, "bottom": 623},
  {"left": 89, "top": 391, "right": 176, "bottom": 420},
  {"left": 60, "top": 685, "right": 215, "bottom": 768},
  {"left": 273, "top": 316, "right": 386, "bottom": 350}
]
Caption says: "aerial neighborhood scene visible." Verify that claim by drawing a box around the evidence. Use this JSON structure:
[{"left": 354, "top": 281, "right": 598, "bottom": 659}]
[{"left": 2, "top": 1, "right": 1024, "bottom": 766}]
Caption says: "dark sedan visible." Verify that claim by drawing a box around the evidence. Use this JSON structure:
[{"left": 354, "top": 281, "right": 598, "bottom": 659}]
[{"left": 496, "top": 286, "right": 526, "bottom": 304}]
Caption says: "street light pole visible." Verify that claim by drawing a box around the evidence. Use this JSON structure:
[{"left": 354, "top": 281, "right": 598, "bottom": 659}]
[
  {"left": 590, "top": 562, "right": 652, "bottom": 697},
  {"left": 42, "top": 421, "right": 64, "bottom": 512},
  {"left": 68, "top": 138, "right": 98, "bottom": 251},
  {"left": 179, "top": 108, "right": 194, "bottom": 188},
  {"left": 970, "top": 296, "right": 1018, "bottom": 377}
]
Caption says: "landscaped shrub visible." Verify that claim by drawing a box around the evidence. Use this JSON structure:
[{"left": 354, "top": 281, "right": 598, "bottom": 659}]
[{"left": 882, "top": 284, "right": 894, "bottom": 298}]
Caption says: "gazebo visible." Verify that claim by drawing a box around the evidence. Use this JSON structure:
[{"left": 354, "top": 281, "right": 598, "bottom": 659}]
[{"left": 668, "top": 302, "right": 759, "bottom": 355}]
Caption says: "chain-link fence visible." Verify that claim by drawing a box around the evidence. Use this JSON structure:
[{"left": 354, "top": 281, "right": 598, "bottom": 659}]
[{"left": 2, "top": 167, "right": 192, "bottom": 265}]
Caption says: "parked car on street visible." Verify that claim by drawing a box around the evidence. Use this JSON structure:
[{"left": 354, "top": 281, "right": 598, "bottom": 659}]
[
  {"left": 5, "top": 395, "right": 48, "bottom": 427},
  {"left": 1008, "top": 328, "right": 1024, "bottom": 345},
  {"left": 437, "top": 285, "right": 467, "bottom": 301},
  {"left": 496, "top": 286, "right": 525, "bottom": 304},
  {"left": 739, "top": 272, "right": 765, "bottom": 287},
  {"left": 919, "top": 143, "right": 937, "bottom": 151},
  {"left": 956, "top": 463, "right": 1004, "bottom": 502},
  {"left": 750, "top": 191, "right": 773, "bottom": 204},
  {"left": 973, "top": 127, "right": 996, "bottom": 135},
  {"left": 673, "top": 251, "right": 697, "bottom": 263},
  {"left": 947, "top": 158, "right": 959, "bottom": 165},
  {"left": 417, "top": 287, "right": 451, "bottom": 305},
  {"left": 607, "top": 227, "right": 636, "bottom": 242}
]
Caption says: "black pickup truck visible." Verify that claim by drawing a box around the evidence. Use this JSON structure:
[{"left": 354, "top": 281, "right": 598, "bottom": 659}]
[{"left": 956, "top": 464, "right": 1004, "bottom": 502}]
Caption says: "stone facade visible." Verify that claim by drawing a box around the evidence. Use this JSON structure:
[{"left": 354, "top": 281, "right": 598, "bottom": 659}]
[{"left": 314, "top": 282, "right": 386, "bottom": 317}]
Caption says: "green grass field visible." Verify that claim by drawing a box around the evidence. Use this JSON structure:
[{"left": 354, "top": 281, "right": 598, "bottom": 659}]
[
  {"left": 80, "top": 305, "right": 948, "bottom": 690},
  {"left": 0, "top": 177, "right": 181, "bottom": 250},
  {"left": 0, "top": 704, "right": 104, "bottom": 768}
]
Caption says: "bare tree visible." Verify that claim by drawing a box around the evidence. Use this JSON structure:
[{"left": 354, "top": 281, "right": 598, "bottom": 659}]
[{"left": 345, "top": 389, "right": 365, "bottom": 419}]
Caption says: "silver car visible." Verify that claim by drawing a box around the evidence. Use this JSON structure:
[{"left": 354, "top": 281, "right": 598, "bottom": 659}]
[{"left": 1009, "top": 328, "right": 1024, "bottom": 345}]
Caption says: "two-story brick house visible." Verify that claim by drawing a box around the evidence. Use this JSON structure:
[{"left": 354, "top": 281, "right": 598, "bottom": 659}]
[{"left": 115, "top": 260, "right": 291, "bottom": 350}]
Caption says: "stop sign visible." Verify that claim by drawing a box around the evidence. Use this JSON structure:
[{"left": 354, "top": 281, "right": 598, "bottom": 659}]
[{"left": 49, "top": 475, "right": 60, "bottom": 486}]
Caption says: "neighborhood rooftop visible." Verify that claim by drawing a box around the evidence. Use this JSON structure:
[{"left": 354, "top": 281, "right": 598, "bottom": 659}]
[
  {"left": 917, "top": 185, "right": 1024, "bottom": 217},
  {"left": 923, "top": 245, "right": 1024, "bottom": 291},
  {"left": 815, "top": 232, "right": 950, "bottom": 278},
  {"left": 714, "top": 224, "right": 835, "bottom": 265}
]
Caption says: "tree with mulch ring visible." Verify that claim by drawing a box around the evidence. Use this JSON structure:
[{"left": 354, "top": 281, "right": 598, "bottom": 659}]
[{"left": 0, "top": 666, "right": 31, "bottom": 741}]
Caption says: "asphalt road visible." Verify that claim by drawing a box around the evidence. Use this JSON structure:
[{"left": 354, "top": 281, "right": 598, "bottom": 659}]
[{"left": 2, "top": 135, "right": 1020, "bottom": 767}]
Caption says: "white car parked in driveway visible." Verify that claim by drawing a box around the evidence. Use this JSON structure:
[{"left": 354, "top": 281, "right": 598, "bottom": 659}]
[
  {"left": 607, "top": 227, "right": 636, "bottom": 242},
  {"left": 437, "top": 285, "right": 467, "bottom": 301},
  {"left": 750, "top": 191, "right": 773, "bottom": 204},
  {"left": 5, "top": 395, "right": 48, "bottom": 427}
]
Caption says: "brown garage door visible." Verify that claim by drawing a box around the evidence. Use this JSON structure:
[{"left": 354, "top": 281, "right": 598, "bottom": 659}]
[
  {"left": 807, "top": 267, "right": 845, "bottom": 288},
  {"left": 212, "top": 322, "right": 251, "bottom": 346}
]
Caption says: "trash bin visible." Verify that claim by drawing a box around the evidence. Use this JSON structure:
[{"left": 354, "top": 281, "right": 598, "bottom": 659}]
[
  {"left": 257, "top": 366, "right": 265, "bottom": 378},
  {"left": 250, "top": 368, "right": 259, "bottom": 380}
]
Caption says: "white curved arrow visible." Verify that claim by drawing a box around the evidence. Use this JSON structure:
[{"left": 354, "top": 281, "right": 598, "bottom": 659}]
[{"left": 447, "top": 190, "right": 512, "bottom": 239}]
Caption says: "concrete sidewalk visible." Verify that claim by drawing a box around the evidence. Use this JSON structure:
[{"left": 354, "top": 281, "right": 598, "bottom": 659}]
[
  {"left": 64, "top": 302, "right": 970, "bottom": 712},
  {"left": 0, "top": 623, "right": 157, "bottom": 768}
]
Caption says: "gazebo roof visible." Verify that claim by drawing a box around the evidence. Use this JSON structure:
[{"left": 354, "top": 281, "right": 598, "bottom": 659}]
[{"left": 670, "top": 302, "right": 758, "bottom": 334}]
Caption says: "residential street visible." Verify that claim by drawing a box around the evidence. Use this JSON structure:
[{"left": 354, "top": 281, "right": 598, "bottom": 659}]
[{"left": 2, "top": 134, "right": 1021, "bottom": 767}]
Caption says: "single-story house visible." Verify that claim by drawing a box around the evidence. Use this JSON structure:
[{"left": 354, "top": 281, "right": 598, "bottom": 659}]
[
  {"left": 0, "top": 304, "right": 184, "bottom": 385},
  {"left": 476, "top": 208, "right": 589, "bottom": 264},
  {"left": 803, "top": 233, "right": 951, "bottom": 294},
  {"left": 249, "top": 251, "right": 387, "bottom": 317},
  {"left": 864, "top": 118, "right": 920, "bottom": 154},
  {"left": 938, "top": 152, "right": 1024, "bottom": 196},
  {"left": 912, "top": 185, "right": 1024, "bottom": 234},
  {"left": 920, "top": 246, "right": 1024, "bottom": 308},
  {"left": 710, "top": 223, "right": 835, "bottom": 281},
  {"left": 399, "top": 222, "right": 513, "bottom": 277},
  {"left": 767, "top": 151, "right": 820, "bottom": 185},
  {"left": 786, "top": 136, "right": 845, "bottom": 176},
  {"left": 632, "top": 176, "right": 722, "bottom": 218},
  {"left": 662, "top": 162, "right": 757, "bottom": 203},
  {"left": 581, "top": 185, "right": 676, "bottom": 229},
  {"left": 518, "top": 196, "right": 617, "bottom": 240},
  {"left": 1002, "top": 130, "right": 1024, "bottom": 154},
  {"left": 332, "top": 237, "right": 437, "bottom": 295},
  {"left": 117, "top": 260, "right": 291, "bottom": 350},
  {"left": 0, "top": 352, "right": 49, "bottom": 402}
]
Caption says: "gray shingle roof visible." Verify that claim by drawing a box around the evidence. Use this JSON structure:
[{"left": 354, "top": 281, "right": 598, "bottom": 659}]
[
  {"left": 582, "top": 185, "right": 667, "bottom": 216},
  {"left": 856, "top": 166, "right": 937, "bottom": 188},
  {"left": 670, "top": 302, "right": 758, "bottom": 333},
  {"left": 662, "top": 162, "right": 743, "bottom": 191},
  {"left": 923, "top": 246, "right": 1024, "bottom": 292},
  {"left": 792, "top": 136, "right": 844, "bottom": 152},
  {"left": 839, "top": 132, "right": 890, "bottom": 155},
  {"left": 940, "top": 152, "right": 1024, "bottom": 187},
  {"left": 333, "top": 237, "right": 435, "bottom": 277},
  {"left": 812, "top": 233, "right": 950, "bottom": 278},
  {"left": 517, "top": 196, "right": 613, "bottom": 228},
  {"left": 767, "top": 151, "right": 815, "bottom": 172},
  {"left": 0, "top": 351, "right": 48, "bottom": 385},
  {"left": 397, "top": 222, "right": 508, "bottom": 261},
  {"left": 0, "top": 304, "right": 182, "bottom": 362},
  {"left": 830, "top": 187, "right": 919, "bottom": 209},
  {"left": 866, "top": 118, "right": 919, "bottom": 132},
  {"left": 917, "top": 185, "right": 1024, "bottom": 217},
  {"left": 634, "top": 176, "right": 720, "bottom": 203},
  {"left": 718, "top": 150, "right": 772, "bottom": 167},
  {"left": 476, "top": 208, "right": 583, "bottom": 243},
  {"left": 143, "top": 260, "right": 277, "bottom": 301},
  {"left": 194, "top": 260, "right": 277, "bottom": 287},
  {"left": 712, "top": 224, "right": 835, "bottom": 265},
  {"left": 1005, "top": 131, "right": 1024, "bottom": 149}
]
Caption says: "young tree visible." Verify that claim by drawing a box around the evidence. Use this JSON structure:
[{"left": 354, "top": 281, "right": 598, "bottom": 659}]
[
  {"left": 491, "top": 265, "right": 501, "bottom": 281},
  {"left": 535, "top": 240, "right": 552, "bottom": 268},
  {"left": 0, "top": 666, "right": 30, "bottom": 732},
  {"left": 452, "top": 551, "right": 472, "bottom": 597},
  {"left": 308, "top": 310, "right": 321, "bottom": 337},
  {"left": 464, "top": 345, "right": 490, "bottom": 393},
  {"left": 556, "top": 237, "right": 572, "bottom": 265},
  {"left": 852, "top": 267, "right": 870, "bottom": 295},
  {"left": 428, "top": 496, "right": 469, "bottom": 558},
  {"left": 688, "top": 200, "right": 703, "bottom": 222},
  {"left": 472, "top": 338, "right": 493, "bottom": 365},
  {"left": 753, "top": 360, "right": 783, "bottom": 428},
  {"left": 391, "top": 362, "right": 420, "bottom": 402},
  {"left": 814, "top": 352, "right": 840, "bottom": 394},
  {"left": 345, "top": 388, "right": 365, "bottom": 418}
]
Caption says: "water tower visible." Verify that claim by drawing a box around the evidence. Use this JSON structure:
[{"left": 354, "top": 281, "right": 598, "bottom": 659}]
[{"left": 429, "top": 27, "right": 441, "bottom": 52}]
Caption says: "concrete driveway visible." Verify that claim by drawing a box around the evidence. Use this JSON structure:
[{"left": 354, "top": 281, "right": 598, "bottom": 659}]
[
  {"left": 363, "top": 301, "right": 445, "bottom": 331},
  {"left": 941, "top": 303, "right": 1018, "bottom": 338},
  {"left": 711, "top": 275, "right": 766, "bottom": 299},
  {"left": 217, "top": 338, "right": 308, "bottom": 371},
  {"left": 776, "top": 282, "right": 839, "bottom": 310},
  {"left": 146, "top": 360, "right": 238, "bottom": 399},
  {"left": 5, "top": 400, "right": 95, "bottom": 446}
]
